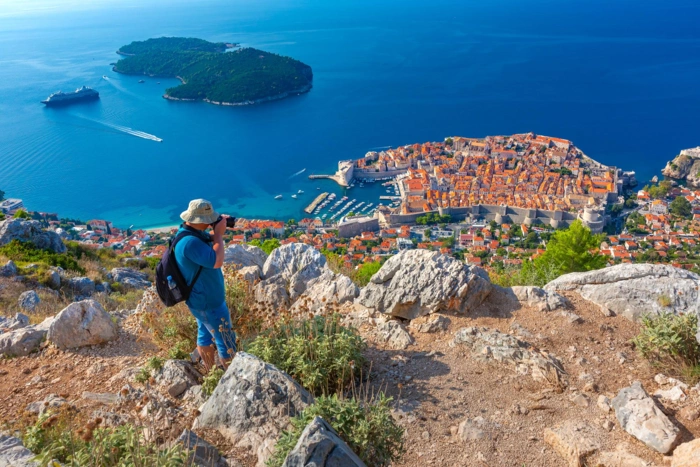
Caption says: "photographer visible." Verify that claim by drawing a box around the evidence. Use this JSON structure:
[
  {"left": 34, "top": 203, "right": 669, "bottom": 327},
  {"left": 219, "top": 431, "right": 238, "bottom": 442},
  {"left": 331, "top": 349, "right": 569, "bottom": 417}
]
[{"left": 175, "top": 199, "right": 236, "bottom": 370}]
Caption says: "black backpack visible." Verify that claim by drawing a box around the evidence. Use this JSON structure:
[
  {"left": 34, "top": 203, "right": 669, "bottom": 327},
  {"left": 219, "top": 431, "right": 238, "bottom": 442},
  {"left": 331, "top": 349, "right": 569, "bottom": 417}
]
[{"left": 155, "top": 226, "right": 207, "bottom": 307}]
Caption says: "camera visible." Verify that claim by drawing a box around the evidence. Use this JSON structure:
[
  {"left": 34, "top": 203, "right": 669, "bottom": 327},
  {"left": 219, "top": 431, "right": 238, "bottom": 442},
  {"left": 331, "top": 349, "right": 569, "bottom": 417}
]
[{"left": 212, "top": 215, "right": 236, "bottom": 228}]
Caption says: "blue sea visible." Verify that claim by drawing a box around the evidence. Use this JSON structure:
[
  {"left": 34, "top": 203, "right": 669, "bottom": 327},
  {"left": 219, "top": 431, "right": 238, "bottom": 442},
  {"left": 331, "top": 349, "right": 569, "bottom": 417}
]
[{"left": 1, "top": 0, "right": 699, "bottom": 228}]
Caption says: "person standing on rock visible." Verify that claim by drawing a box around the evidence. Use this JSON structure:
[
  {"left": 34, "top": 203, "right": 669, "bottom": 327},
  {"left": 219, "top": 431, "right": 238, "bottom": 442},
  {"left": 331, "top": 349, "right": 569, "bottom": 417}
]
[{"left": 176, "top": 199, "right": 236, "bottom": 371}]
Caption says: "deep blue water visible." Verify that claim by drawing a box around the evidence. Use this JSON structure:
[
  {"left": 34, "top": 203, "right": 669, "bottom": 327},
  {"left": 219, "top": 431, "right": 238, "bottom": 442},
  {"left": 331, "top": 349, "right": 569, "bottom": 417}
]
[{"left": 1, "top": 0, "right": 699, "bottom": 228}]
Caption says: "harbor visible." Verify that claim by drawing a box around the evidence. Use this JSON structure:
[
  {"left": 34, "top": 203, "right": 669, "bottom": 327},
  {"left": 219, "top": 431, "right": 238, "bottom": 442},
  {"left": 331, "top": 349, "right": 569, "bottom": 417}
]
[{"left": 304, "top": 192, "right": 329, "bottom": 214}]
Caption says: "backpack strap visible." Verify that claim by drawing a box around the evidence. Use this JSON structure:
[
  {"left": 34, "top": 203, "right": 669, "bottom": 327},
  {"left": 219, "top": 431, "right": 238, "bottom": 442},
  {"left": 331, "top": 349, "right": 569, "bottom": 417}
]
[{"left": 170, "top": 227, "right": 207, "bottom": 292}]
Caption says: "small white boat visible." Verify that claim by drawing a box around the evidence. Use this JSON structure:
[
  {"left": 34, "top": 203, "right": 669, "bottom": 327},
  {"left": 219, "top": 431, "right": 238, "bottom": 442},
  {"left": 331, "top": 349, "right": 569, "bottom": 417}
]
[
  {"left": 275, "top": 195, "right": 283, "bottom": 200},
  {"left": 298, "top": 190, "right": 304, "bottom": 194},
  {"left": 291, "top": 194, "right": 298, "bottom": 199},
  {"left": 102, "top": 75, "right": 108, "bottom": 80}
]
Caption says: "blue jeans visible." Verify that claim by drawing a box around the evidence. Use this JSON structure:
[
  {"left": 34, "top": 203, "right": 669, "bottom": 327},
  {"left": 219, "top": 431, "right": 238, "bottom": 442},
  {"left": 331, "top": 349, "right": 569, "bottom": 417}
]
[{"left": 188, "top": 301, "right": 237, "bottom": 360}]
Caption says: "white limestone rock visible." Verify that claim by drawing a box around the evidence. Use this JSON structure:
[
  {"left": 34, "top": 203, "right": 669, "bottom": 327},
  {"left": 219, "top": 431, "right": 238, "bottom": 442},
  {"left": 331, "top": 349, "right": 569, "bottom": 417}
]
[
  {"left": 237, "top": 265, "right": 261, "bottom": 284},
  {"left": 47, "top": 300, "right": 118, "bottom": 349},
  {"left": 65, "top": 276, "right": 96, "bottom": 296},
  {"left": 0, "top": 434, "right": 38, "bottom": 467},
  {"left": 196, "top": 352, "right": 313, "bottom": 467},
  {"left": 0, "top": 260, "right": 18, "bottom": 277},
  {"left": 612, "top": 381, "right": 680, "bottom": 454},
  {"left": 377, "top": 320, "right": 415, "bottom": 350},
  {"left": 0, "top": 219, "right": 66, "bottom": 253},
  {"left": 18, "top": 290, "right": 40, "bottom": 312},
  {"left": 509, "top": 286, "right": 570, "bottom": 311},
  {"left": 290, "top": 270, "right": 359, "bottom": 315},
  {"left": 155, "top": 360, "right": 202, "bottom": 398},
  {"left": 544, "top": 420, "right": 601, "bottom": 467},
  {"left": 224, "top": 244, "right": 268, "bottom": 269},
  {"left": 357, "top": 249, "right": 492, "bottom": 319},
  {"left": 108, "top": 267, "right": 152, "bottom": 289},
  {"left": 544, "top": 263, "right": 700, "bottom": 321},
  {"left": 282, "top": 416, "right": 366, "bottom": 467},
  {"left": 0, "top": 317, "right": 53, "bottom": 357}
]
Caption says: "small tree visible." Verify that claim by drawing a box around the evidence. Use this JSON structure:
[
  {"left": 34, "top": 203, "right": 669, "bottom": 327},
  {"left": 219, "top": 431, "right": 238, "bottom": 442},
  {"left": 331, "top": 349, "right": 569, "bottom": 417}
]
[
  {"left": 13, "top": 209, "right": 30, "bottom": 219},
  {"left": 670, "top": 196, "right": 692, "bottom": 219},
  {"left": 534, "top": 220, "right": 606, "bottom": 280}
]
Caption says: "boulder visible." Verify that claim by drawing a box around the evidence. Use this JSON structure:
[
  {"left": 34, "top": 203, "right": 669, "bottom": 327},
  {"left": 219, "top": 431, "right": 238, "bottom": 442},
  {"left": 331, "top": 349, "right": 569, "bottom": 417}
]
[
  {"left": 176, "top": 429, "right": 227, "bottom": 467},
  {"left": 0, "top": 260, "right": 17, "bottom": 277},
  {"left": 18, "top": 290, "right": 40, "bottom": 312},
  {"left": 46, "top": 269, "right": 61, "bottom": 289},
  {"left": 65, "top": 276, "right": 96, "bottom": 296},
  {"left": 357, "top": 250, "right": 492, "bottom": 319},
  {"left": 224, "top": 244, "right": 268, "bottom": 269},
  {"left": 377, "top": 320, "right": 415, "bottom": 349},
  {"left": 262, "top": 243, "right": 326, "bottom": 283},
  {"left": 155, "top": 360, "right": 201, "bottom": 398},
  {"left": 108, "top": 267, "right": 151, "bottom": 289},
  {"left": 238, "top": 265, "right": 261, "bottom": 283},
  {"left": 290, "top": 270, "right": 359, "bottom": 315},
  {"left": 453, "top": 327, "right": 566, "bottom": 385},
  {"left": 509, "top": 286, "right": 570, "bottom": 312},
  {"left": 254, "top": 275, "right": 291, "bottom": 309},
  {"left": 196, "top": 352, "right": 313, "bottom": 467},
  {"left": 672, "top": 439, "right": 700, "bottom": 467},
  {"left": 47, "top": 300, "right": 118, "bottom": 349},
  {"left": 0, "top": 219, "right": 66, "bottom": 253},
  {"left": 0, "top": 317, "right": 52, "bottom": 357},
  {"left": 0, "top": 434, "right": 37, "bottom": 467},
  {"left": 611, "top": 381, "right": 680, "bottom": 454},
  {"left": 282, "top": 416, "right": 366, "bottom": 467},
  {"left": 411, "top": 315, "right": 450, "bottom": 333},
  {"left": 543, "top": 420, "right": 601, "bottom": 467},
  {"left": 0, "top": 313, "right": 29, "bottom": 332},
  {"left": 544, "top": 263, "right": 700, "bottom": 321}
]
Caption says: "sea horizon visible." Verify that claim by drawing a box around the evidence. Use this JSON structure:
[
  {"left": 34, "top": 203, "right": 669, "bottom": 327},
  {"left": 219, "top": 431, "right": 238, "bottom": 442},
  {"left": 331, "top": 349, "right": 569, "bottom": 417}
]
[{"left": 1, "top": 0, "right": 699, "bottom": 228}]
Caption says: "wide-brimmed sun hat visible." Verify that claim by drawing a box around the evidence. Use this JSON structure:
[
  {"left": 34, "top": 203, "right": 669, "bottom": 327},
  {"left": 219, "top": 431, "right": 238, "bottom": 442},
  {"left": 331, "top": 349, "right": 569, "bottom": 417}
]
[{"left": 180, "top": 199, "right": 220, "bottom": 224}]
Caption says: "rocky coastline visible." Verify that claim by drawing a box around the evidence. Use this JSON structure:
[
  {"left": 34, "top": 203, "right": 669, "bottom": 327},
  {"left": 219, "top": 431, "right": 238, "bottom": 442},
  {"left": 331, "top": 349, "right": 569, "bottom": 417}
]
[{"left": 662, "top": 146, "right": 700, "bottom": 187}]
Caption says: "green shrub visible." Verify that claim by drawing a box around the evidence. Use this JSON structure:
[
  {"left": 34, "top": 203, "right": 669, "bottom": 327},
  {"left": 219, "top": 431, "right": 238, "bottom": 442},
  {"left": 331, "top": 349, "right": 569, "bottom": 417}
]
[
  {"left": 247, "top": 315, "right": 366, "bottom": 396},
  {"left": 146, "top": 356, "right": 164, "bottom": 372},
  {"left": 142, "top": 303, "right": 197, "bottom": 351},
  {"left": 355, "top": 261, "right": 381, "bottom": 287},
  {"left": 0, "top": 239, "right": 83, "bottom": 273},
  {"left": 26, "top": 413, "right": 188, "bottom": 467},
  {"left": 168, "top": 340, "right": 192, "bottom": 360},
  {"left": 202, "top": 367, "right": 225, "bottom": 397},
  {"left": 134, "top": 367, "right": 151, "bottom": 384},
  {"left": 267, "top": 393, "right": 404, "bottom": 467},
  {"left": 632, "top": 312, "right": 700, "bottom": 382}
]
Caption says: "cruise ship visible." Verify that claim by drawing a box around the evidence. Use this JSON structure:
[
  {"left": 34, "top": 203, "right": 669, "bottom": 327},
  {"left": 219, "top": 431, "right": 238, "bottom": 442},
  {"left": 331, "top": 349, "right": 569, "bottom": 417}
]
[{"left": 41, "top": 86, "right": 99, "bottom": 106}]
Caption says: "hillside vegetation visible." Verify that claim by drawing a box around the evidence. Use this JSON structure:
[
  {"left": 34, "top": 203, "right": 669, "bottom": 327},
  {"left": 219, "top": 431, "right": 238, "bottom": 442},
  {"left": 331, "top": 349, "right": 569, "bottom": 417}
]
[{"left": 114, "top": 37, "right": 313, "bottom": 104}]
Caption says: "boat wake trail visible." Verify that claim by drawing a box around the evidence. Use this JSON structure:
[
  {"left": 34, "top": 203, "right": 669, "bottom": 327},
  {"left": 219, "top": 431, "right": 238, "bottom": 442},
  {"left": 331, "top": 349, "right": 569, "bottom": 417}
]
[
  {"left": 289, "top": 168, "right": 306, "bottom": 178},
  {"left": 100, "top": 121, "right": 163, "bottom": 142}
]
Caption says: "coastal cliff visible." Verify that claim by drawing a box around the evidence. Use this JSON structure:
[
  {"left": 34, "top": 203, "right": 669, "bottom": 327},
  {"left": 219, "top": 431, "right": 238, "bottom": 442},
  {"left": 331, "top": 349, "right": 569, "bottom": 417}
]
[{"left": 662, "top": 146, "right": 700, "bottom": 186}]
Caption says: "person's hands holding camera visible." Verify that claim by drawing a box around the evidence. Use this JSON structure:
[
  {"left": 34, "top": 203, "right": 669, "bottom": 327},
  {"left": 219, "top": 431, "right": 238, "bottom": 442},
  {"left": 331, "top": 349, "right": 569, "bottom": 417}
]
[{"left": 212, "top": 217, "right": 227, "bottom": 238}]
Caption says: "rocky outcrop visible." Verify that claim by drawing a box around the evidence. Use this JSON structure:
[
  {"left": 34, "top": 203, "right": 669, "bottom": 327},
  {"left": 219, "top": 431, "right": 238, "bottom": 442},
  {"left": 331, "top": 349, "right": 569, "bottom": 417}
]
[
  {"left": 672, "top": 439, "right": 700, "bottom": 467},
  {"left": 47, "top": 300, "right": 119, "bottom": 350},
  {"left": 196, "top": 352, "right": 313, "bottom": 466},
  {"left": 135, "top": 287, "right": 165, "bottom": 315},
  {"left": 543, "top": 420, "right": 601, "bottom": 467},
  {"left": 544, "top": 264, "right": 700, "bottom": 321},
  {"left": 612, "top": 381, "right": 680, "bottom": 454},
  {"left": 0, "top": 313, "right": 29, "bottom": 332},
  {"left": 509, "top": 286, "right": 569, "bottom": 312},
  {"left": 224, "top": 244, "right": 268, "bottom": 269},
  {"left": 377, "top": 320, "right": 415, "bottom": 349},
  {"left": 108, "top": 267, "right": 151, "bottom": 289},
  {"left": 155, "top": 360, "right": 201, "bottom": 398},
  {"left": 238, "top": 265, "right": 262, "bottom": 283},
  {"left": 453, "top": 327, "right": 566, "bottom": 385},
  {"left": 65, "top": 276, "right": 96, "bottom": 296},
  {"left": 0, "top": 434, "right": 37, "bottom": 467},
  {"left": 282, "top": 416, "right": 366, "bottom": 467},
  {"left": 291, "top": 270, "right": 359, "bottom": 315},
  {"left": 18, "top": 290, "right": 40, "bottom": 312},
  {"left": 357, "top": 250, "right": 492, "bottom": 319},
  {"left": 0, "top": 317, "right": 52, "bottom": 357},
  {"left": 0, "top": 219, "right": 66, "bottom": 253},
  {"left": 662, "top": 147, "right": 700, "bottom": 187},
  {"left": 255, "top": 244, "right": 357, "bottom": 313}
]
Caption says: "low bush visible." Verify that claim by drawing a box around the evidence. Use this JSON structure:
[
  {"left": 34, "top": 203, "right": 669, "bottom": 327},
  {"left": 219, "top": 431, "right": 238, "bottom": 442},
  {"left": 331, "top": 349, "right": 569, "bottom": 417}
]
[
  {"left": 246, "top": 314, "right": 366, "bottom": 396},
  {"left": 142, "top": 303, "right": 198, "bottom": 351},
  {"left": 224, "top": 264, "right": 267, "bottom": 342},
  {"left": 632, "top": 312, "right": 700, "bottom": 383},
  {"left": 0, "top": 239, "right": 83, "bottom": 273},
  {"left": 202, "top": 367, "right": 225, "bottom": 397},
  {"left": 267, "top": 393, "right": 404, "bottom": 467},
  {"left": 168, "top": 340, "right": 192, "bottom": 360},
  {"left": 26, "top": 412, "right": 188, "bottom": 467}
]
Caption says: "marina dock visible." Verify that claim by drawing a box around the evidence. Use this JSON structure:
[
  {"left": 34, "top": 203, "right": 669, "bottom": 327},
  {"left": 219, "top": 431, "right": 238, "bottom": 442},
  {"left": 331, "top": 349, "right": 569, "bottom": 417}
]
[{"left": 304, "top": 192, "right": 329, "bottom": 214}]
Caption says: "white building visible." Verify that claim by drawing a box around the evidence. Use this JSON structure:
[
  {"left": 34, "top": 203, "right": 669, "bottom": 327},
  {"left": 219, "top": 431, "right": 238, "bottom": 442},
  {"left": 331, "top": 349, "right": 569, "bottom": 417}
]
[{"left": 0, "top": 198, "right": 24, "bottom": 214}]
